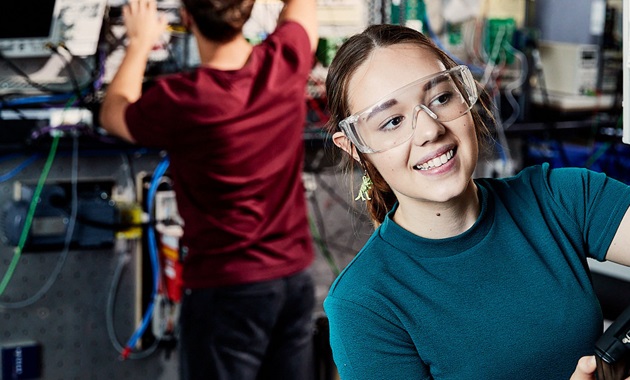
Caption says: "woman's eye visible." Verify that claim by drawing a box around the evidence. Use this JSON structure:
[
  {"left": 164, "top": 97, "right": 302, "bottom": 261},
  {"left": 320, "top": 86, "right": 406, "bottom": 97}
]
[
  {"left": 379, "top": 115, "right": 405, "bottom": 131},
  {"left": 430, "top": 92, "right": 452, "bottom": 107}
]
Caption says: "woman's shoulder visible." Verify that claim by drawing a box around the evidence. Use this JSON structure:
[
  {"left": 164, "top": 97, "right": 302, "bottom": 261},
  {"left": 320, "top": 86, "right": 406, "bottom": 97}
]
[{"left": 327, "top": 228, "right": 392, "bottom": 296}]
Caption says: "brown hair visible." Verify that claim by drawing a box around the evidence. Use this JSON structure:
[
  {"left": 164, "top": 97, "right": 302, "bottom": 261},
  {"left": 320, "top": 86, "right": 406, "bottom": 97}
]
[
  {"left": 181, "top": 0, "right": 255, "bottom": 42},
  {"left": 325, "top": 23, "right": 494, "bottom": 226}
]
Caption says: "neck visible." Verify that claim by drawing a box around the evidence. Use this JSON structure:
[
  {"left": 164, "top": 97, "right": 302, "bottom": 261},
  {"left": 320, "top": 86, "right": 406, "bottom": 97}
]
[
  {"left": 195, "top": 32, "right": 253, "bottom": 70},
  {"left": 392, "top": 180, "right": 480, "bottom": 239}
]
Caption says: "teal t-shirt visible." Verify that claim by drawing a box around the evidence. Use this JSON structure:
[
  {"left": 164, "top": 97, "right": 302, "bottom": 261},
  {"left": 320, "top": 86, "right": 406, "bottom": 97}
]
[{"left": 324, "top": 164, "right": 630, "bottom": 379}]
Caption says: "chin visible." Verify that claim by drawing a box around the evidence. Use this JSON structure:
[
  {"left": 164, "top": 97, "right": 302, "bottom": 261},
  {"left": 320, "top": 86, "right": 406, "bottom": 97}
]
[{"left": 428, "top": 179, "right": 472, "bottom": 203}]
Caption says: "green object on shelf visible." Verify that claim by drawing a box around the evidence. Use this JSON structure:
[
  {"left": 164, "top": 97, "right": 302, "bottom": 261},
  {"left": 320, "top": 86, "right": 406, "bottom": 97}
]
[
  {"left": 447, "top": 22, "right": 463, "bottom": 46},
  {"left": 391, "top": 0, "right": 426, "bottom": 30},
  {"left": 485, "top": 18, "right": 516, "bottom": 65},
  {"left": 316, "top": 37, "right": 345, "bottom": 67}
]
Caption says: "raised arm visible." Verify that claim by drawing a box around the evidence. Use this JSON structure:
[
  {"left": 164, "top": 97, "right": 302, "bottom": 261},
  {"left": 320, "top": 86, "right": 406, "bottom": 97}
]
[
  {"left": 277, "top": 0, "right": 319, "bottom": 52},
  {"left": 606, "top": 206, "right": 630, "bottom": 266},
  {"left": 99, "top": 0, "right": 168, "bottom": 143}
]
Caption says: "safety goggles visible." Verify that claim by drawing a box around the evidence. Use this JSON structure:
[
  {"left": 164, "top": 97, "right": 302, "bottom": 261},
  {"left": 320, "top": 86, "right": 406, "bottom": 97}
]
[{"left": 339, "top": 65, "right": 478, "bottom": 153}]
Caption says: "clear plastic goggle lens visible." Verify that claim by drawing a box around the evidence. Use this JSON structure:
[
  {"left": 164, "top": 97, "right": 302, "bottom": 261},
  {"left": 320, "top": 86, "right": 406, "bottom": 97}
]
[{"left": 339, "top": 65, "right": 477, "bottom": 153}]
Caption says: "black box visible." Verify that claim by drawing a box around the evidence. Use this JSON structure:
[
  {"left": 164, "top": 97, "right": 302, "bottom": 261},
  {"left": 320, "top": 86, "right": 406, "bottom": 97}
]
[{"left": 1, "top": 342, "right": 42, "bottom": 380}]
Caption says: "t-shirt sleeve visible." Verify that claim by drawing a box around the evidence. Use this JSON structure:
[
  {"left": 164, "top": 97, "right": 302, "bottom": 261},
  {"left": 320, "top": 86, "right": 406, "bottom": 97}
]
[
  {"left": 264, "top": 21, "right": 314, "bottom": 77},
  {"left": 542, "top": 163, "right": 630, "bottom": 261},
  {"left": 323, "top": 295, "right": 431, "bottom": 380}
]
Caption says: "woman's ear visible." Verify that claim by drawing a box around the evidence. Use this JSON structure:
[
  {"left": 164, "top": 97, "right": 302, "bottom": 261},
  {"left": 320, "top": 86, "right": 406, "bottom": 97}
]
[{"left": 332, "top": 131, "right": 361, "bottom": 162}]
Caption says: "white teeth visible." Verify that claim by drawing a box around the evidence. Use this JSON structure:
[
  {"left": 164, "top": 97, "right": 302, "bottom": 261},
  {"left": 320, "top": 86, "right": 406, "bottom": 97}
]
[{"left": 415, "top": 150, "right": 454, "bottom": 171}]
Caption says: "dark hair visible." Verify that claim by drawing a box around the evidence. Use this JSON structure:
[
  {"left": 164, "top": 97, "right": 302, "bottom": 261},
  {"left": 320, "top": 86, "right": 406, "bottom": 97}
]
[
  {"left": 181, "top": 0, "right": 255, "bottom": 42},
  {"left": 325, "top": 23, "right": 494, "bottom": 226}
]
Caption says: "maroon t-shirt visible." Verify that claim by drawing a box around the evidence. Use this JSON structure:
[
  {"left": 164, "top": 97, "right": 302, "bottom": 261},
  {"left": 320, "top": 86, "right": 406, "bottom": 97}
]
[{"left": 125, "top": 22, "right": 314, "bottom": 288}]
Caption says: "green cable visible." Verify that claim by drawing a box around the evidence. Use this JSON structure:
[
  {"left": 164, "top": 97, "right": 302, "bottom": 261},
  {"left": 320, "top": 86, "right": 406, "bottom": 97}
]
[
  {"left": 0, "top": 134, "right": 60, "bottom": 296},
  {"left": 585, "top": 142, "right": 611, "bottom": 169}
]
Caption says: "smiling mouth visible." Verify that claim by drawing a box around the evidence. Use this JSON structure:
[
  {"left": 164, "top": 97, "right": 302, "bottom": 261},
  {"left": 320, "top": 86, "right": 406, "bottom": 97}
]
[{"left": 413, "top": 149, "right": 455, "bottom": 171}]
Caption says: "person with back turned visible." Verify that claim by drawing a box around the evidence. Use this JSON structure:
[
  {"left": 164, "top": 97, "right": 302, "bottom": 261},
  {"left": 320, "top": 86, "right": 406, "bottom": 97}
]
[{"left": 99, "top": 0, "right": 319, "bottom": 379}]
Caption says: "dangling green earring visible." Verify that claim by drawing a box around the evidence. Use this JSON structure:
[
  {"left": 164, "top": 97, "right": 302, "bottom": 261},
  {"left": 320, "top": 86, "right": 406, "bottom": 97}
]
[{"left": 355, "top": 174, "right": 373, "bottom": 201}]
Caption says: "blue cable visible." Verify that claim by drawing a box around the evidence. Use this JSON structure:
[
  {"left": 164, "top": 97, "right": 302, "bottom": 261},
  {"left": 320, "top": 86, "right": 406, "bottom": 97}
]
[
  {"left": 0, "top": 154, "right": 40, "bottom": 182},
  {"left": 494, "top": 138, "right": 507, "bottom": 162},
  {"left": 2, "top": 93, "right": 77, "bottom": 106},
  {"left": 122, "top": 155, "right": 170, "bottom": 359}
]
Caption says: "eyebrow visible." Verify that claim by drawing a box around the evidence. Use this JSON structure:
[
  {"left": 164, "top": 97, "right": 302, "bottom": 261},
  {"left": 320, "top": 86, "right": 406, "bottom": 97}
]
[
  {"left": 364, "top": 98, "right": 398, "bottom": 122},
  {"left": 422, "top": 74, "right": 449, "bottom": 92},
  {"left": 362, "top": 73, "right": 451, "bottom": 122}
]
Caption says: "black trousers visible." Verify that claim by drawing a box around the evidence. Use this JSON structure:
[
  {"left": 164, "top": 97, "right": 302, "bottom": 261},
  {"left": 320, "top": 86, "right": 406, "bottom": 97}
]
[{"left": 179, "top": 269, "right": 315, "bottom": 380}]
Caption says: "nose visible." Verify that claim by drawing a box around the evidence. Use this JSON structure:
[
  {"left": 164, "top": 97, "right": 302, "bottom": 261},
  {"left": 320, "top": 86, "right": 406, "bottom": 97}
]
[{"left": 411, "top": 105, "right": 445, "bottom": 146}]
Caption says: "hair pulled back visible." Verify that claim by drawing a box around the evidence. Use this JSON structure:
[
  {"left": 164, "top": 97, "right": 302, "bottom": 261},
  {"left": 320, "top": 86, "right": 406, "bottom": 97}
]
[{"left": 182, "top": 0, "right": 255, "bottom": 42}]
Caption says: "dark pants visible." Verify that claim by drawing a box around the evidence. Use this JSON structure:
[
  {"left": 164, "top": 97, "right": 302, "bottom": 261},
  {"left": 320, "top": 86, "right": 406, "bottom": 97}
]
[{"left": 179, "top": 269, "right": 315, "bottom": 380}]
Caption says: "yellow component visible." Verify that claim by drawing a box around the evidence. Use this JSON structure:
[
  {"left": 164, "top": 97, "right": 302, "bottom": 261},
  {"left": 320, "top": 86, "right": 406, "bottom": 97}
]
[
  {"left": 115, "top": 203, "right": 144, "bottom": 239},
  {"left": 167, "top": 25, "right": 188, "bottom": 34},
  {"left": 161, "top": 244, "right": 179, "bottom": 261}
]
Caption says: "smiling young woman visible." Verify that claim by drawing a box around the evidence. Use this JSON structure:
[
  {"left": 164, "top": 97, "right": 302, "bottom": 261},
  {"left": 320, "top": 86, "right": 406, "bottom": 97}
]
[{"left": 323, "top": 23, "right": 630, "bottom": 380}]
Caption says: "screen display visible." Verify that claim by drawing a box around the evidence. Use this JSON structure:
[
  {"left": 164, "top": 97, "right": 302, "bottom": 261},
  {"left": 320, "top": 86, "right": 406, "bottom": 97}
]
[{"left": 0, "top": 0, "right": 57, "bottom": 39}]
